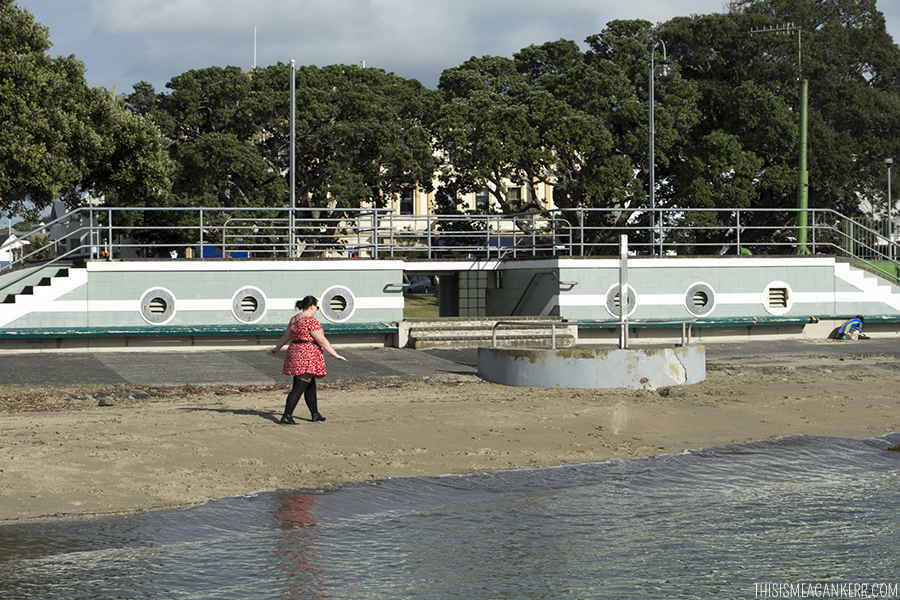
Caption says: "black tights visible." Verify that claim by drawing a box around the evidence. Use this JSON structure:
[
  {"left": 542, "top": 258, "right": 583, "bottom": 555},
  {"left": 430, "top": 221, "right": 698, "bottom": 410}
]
[{"left": 283, "top": 375, "right": 318, "bottom": 418}]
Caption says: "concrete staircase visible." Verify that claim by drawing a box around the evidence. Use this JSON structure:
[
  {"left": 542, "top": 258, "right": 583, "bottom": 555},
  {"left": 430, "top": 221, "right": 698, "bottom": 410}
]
[
  {"left": 834, "top": 262, "right": 900, "bottom": 311},
  {"left": 0, "top": 263, "right": 88, "bottom": 328},
  {"left": 2, "top": 266, "right": 73, "bottom": 304},
  {"left": 399, "top": 316, "right": 577, "bottom": 349}
]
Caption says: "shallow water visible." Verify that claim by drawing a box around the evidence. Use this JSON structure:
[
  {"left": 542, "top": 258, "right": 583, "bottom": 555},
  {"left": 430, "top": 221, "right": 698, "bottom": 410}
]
[{"left": 2, "top": 434, "right": 899, "bottom": 599}]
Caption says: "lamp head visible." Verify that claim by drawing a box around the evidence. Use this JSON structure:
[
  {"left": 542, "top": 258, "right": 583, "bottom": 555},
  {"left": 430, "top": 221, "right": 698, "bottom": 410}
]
[
  {"left": 654, "top": 60, "right": 676, "bottom": 83},
  {"left": 885, "top": 156, "right": 894, "bottom": 167}
]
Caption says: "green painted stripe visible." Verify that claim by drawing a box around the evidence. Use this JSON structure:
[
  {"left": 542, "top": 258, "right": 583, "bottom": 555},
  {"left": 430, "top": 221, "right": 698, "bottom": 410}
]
[
  {"left": 575, "top": 315, "right": 900, "bottom": 328},
  {"left": 0, "top": 322, "right": 398, "bottom": 338}
]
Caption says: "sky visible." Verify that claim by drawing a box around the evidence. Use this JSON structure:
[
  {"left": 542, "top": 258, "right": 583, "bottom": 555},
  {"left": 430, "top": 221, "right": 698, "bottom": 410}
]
[{"left": 18, "top": 0, "right": 900, "bottom": 95}]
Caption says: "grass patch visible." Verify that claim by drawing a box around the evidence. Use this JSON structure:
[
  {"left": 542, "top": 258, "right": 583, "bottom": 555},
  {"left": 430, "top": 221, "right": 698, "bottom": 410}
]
[
  {"left": 849, "top": 260, "right": 900, "bottom": 282},
  {"left": 404, "top": 293, "right": 439, "bottom": 319}
]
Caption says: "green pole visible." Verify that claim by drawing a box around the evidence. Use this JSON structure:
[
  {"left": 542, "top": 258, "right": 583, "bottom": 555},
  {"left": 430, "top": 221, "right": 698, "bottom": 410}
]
[{"left": 796, "top": 79, "right": 810, "bottom": 255}]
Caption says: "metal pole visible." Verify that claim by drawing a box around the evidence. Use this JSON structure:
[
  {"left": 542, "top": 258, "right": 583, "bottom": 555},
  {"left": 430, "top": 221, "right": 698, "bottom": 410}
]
[
  {"left": 579, "top": 209, "right": 585, "bottom": 256},
  {"left": 289, "top": 59, "right": 296, "bottom": 258},
  {"left": 649, "top": 41, "right": 670, "bottom": 256},
  {"left": 619, "top": 234, "right": 629, "bottom": 349},
  {"left": 649, "top": 47, "right": 656, "bottom": 256},
  {"left": 888, "top": 162, "right": 893, "bottom": 261},
  {"left": 796, "top": 79, "right": 809, "bottom": 254}
]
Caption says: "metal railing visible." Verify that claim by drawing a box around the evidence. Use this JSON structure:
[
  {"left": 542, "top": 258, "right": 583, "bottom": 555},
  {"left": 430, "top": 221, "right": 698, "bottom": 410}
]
[
  {"left": 490, "top": 319, "right": 694, "bottom": 349},
  {"left": 511, "top": 272, "right": 579, "bottom": 316},
  {"left": 3, "top": 205, "right": 900, "bottom": 285},
  {"left": 491, "top": 320, "right": 569, "bottom": 349}
]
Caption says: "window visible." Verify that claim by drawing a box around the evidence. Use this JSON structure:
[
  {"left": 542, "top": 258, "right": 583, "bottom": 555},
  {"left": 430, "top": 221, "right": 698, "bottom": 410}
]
[
  {"left": 475, "top": 188, "right": 490, "bottom": 212},
  {"left": 400, "top": 189, "right": 414, "bottom": 215}
]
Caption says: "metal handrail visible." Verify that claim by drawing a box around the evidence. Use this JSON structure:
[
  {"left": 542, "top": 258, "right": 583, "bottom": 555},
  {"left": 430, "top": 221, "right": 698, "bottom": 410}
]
[
  {"left": 624, "top": 320, "right": 695, "bottom": 346},
  {"left": 491, "top": 320, "right": 567, "bottom": 349},
  {"left": 511, "top": 271, "right": 579, "bottom": 316},
  {"left": 3, "top": 205, "right": 899, "bottom": 284},
  {"left": 490, "top": 319, "right": 694, "bottom": 350}
]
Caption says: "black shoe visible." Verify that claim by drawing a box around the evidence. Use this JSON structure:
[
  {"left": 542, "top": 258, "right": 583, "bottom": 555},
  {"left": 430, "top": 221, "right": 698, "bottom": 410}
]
[
  {"left": 280, "top": 415, "right": 297, "bottom": 424},
  {"left": 311, "top": 413, "right": 326, "bottom": 422}
]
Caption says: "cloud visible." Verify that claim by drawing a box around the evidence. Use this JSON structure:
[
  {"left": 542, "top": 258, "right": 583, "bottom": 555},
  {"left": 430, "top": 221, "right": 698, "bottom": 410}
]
[
  {"left": 77, "top": 0, "right": 643, "bottom": 88},
  {"left": 19, "top": 0, "right": 900, "bottom": 94}
]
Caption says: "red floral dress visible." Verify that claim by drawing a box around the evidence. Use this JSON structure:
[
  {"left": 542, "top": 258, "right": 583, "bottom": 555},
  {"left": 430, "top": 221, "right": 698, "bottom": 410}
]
[{"left": 282, "top": 315, "right": 327, "bottom": 378}]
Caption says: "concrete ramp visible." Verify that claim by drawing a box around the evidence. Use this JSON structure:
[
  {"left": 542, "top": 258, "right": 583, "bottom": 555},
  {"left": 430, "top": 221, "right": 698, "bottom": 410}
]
[{"left": 477, "top": 345, "right": 706, "bottom": 390}]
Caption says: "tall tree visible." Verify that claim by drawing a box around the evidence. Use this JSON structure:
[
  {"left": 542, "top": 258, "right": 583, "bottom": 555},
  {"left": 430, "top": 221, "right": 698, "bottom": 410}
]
[
  {"left": 0, "top": 0, "right": 173, "bottom": 226},
  {"left": 434, "top": 47, "right": 622, "bottom": 215},
  {"left": 0, "top": 0, "right": 96, "bottom": 220},
  {"left": 524, "top": 29, "right": 700, "bottom": 215},
  {"left": 662, "top": 0, "right": 900, "bottom": 250},
  {"left": 132, "top": 63, "right": 440, "bottom": 254},
  {"left": 657, "top": 12, "right": 798, "bottom": 249},
  {"left": 434, "top": 55, "right": 556, "bottom": 215},
  {"left": 431, "top": 28, "right": 702, "bottom": 251},
  {"left": 289, "top": 64, "right": 440, "bottom": 211},
  {"left": 124, "top": 67, "right": 286, "bottom": 249},
  {"left": 141, "top": 63, "right": 441, "bottom": 210}
]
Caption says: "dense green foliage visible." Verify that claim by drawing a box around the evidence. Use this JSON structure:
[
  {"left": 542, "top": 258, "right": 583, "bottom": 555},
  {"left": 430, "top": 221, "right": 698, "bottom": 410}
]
[
  {"left": 3, "top": 0, "right": 900, "bottom": 252},
  {"left": 122, "top": 63, "right": 440, "bottom": 251},
  {"left": 0, "top": 0, "right": 172, "bottom": 224}
]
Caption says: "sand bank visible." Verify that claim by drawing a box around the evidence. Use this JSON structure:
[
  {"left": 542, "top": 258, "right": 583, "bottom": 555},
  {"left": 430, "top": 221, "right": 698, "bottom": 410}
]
[{"left": 2, "top": 355, "right": 899, "bottom": 523}]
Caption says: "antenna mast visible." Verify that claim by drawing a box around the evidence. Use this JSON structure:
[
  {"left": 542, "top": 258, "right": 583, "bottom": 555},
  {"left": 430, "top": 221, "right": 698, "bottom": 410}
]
[
  {"left": 751, "top": 23, "right": 809, "bottom": 254},
  {"left": 750, "top": 23, "right": 801, "bottom": 80}
]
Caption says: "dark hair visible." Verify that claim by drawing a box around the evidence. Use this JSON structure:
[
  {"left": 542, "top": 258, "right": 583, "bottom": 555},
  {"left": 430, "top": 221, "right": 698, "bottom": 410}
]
[{"left": 295, "top": 296, "right": 318, "bottom": 311}]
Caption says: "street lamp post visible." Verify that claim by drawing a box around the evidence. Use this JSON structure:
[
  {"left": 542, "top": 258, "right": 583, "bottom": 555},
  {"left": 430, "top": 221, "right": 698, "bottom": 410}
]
[
  {"left": 289, "top": 59, "right": 296, "bottom": 258},
  {"left": 886, "top": 156, "right": 894, "bottom": 261},
  {"left": 649, "top": 41, "right": 676, "bottom": 256}
]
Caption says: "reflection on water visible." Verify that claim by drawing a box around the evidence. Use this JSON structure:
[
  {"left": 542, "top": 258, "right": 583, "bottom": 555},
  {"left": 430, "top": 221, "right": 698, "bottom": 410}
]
[
  {"left": 1, "top": 434, "right": 899, "bottom": 599},
  {"left": 272, "top": 491, "right": 328, "bottom": 599}
]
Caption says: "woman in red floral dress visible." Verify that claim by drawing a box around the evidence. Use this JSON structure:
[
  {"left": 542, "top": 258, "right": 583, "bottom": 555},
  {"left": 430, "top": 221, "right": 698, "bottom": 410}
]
[{"left": 271, "top": 296, "right": 347, "bottom": 424}]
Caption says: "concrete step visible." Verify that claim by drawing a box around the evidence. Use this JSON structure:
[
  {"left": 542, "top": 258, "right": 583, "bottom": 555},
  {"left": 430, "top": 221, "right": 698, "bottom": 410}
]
[
  {"left": 404, "top": 317, "right": 563, "bottom": 331},
  {"left": 407, "top": 334, "right": 577, "bottom": 350},
  {"left": 402, "top": 317, "right": 576, "bottom": 349}
]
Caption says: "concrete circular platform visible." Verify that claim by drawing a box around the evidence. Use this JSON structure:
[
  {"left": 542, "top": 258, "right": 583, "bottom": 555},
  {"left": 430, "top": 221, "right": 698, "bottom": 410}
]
[{"left": 477, "top": 345, "right": 706, "bottom": 390}]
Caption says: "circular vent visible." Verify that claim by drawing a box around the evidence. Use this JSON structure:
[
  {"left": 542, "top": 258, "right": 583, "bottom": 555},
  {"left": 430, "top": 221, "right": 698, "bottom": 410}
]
[
  {"left": 319, "top": 286, "right": 356, "bottom": 323},
  {"left": 685, "top": 283, "right": 716, "bottom": 316},
  {"left": 693, "top": 291, "right": 708, "bottom": 307},
  {"left": 140, "top": 288, "right": 176, "bottom": 325},
  {"left": 231, "top": 287, "right": 267, "bottom": 323},
  {"left": 605, "top": 283, "right": 636, "bottom": 318},
  {"left": 330, "top": 295, "right": 347, "bottom": 313},
  {"left": 149, "top": 297, "right": 168, "bottom": 314}
]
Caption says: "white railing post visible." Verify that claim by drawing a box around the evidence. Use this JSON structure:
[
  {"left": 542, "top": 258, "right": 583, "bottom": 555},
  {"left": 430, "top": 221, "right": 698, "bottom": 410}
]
[
  {"left": 619, "top": 234, "right": 629, "bottom": 349},
  {"left": 106, "top": 208, "right": 113, "bottom": 260}
]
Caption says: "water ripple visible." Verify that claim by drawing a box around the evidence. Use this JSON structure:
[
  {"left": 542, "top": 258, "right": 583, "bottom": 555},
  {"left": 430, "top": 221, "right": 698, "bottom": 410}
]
[{"left": 2, "top": 434, "right": 899, "bottom": 599}]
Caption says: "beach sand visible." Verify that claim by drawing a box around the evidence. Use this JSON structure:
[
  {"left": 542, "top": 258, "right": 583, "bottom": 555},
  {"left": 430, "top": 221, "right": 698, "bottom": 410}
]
[{"left": 3, "top": 353, "right": 900, "bottom": 524}]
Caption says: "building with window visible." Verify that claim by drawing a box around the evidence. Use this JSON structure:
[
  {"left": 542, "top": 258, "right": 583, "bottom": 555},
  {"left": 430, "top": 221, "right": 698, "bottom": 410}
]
[
  {"left": 0, "top": 229, "right": 26, "bottom": 268},
  {"left": 385, "top": 180, "right": 557, "bottom": 219}
]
